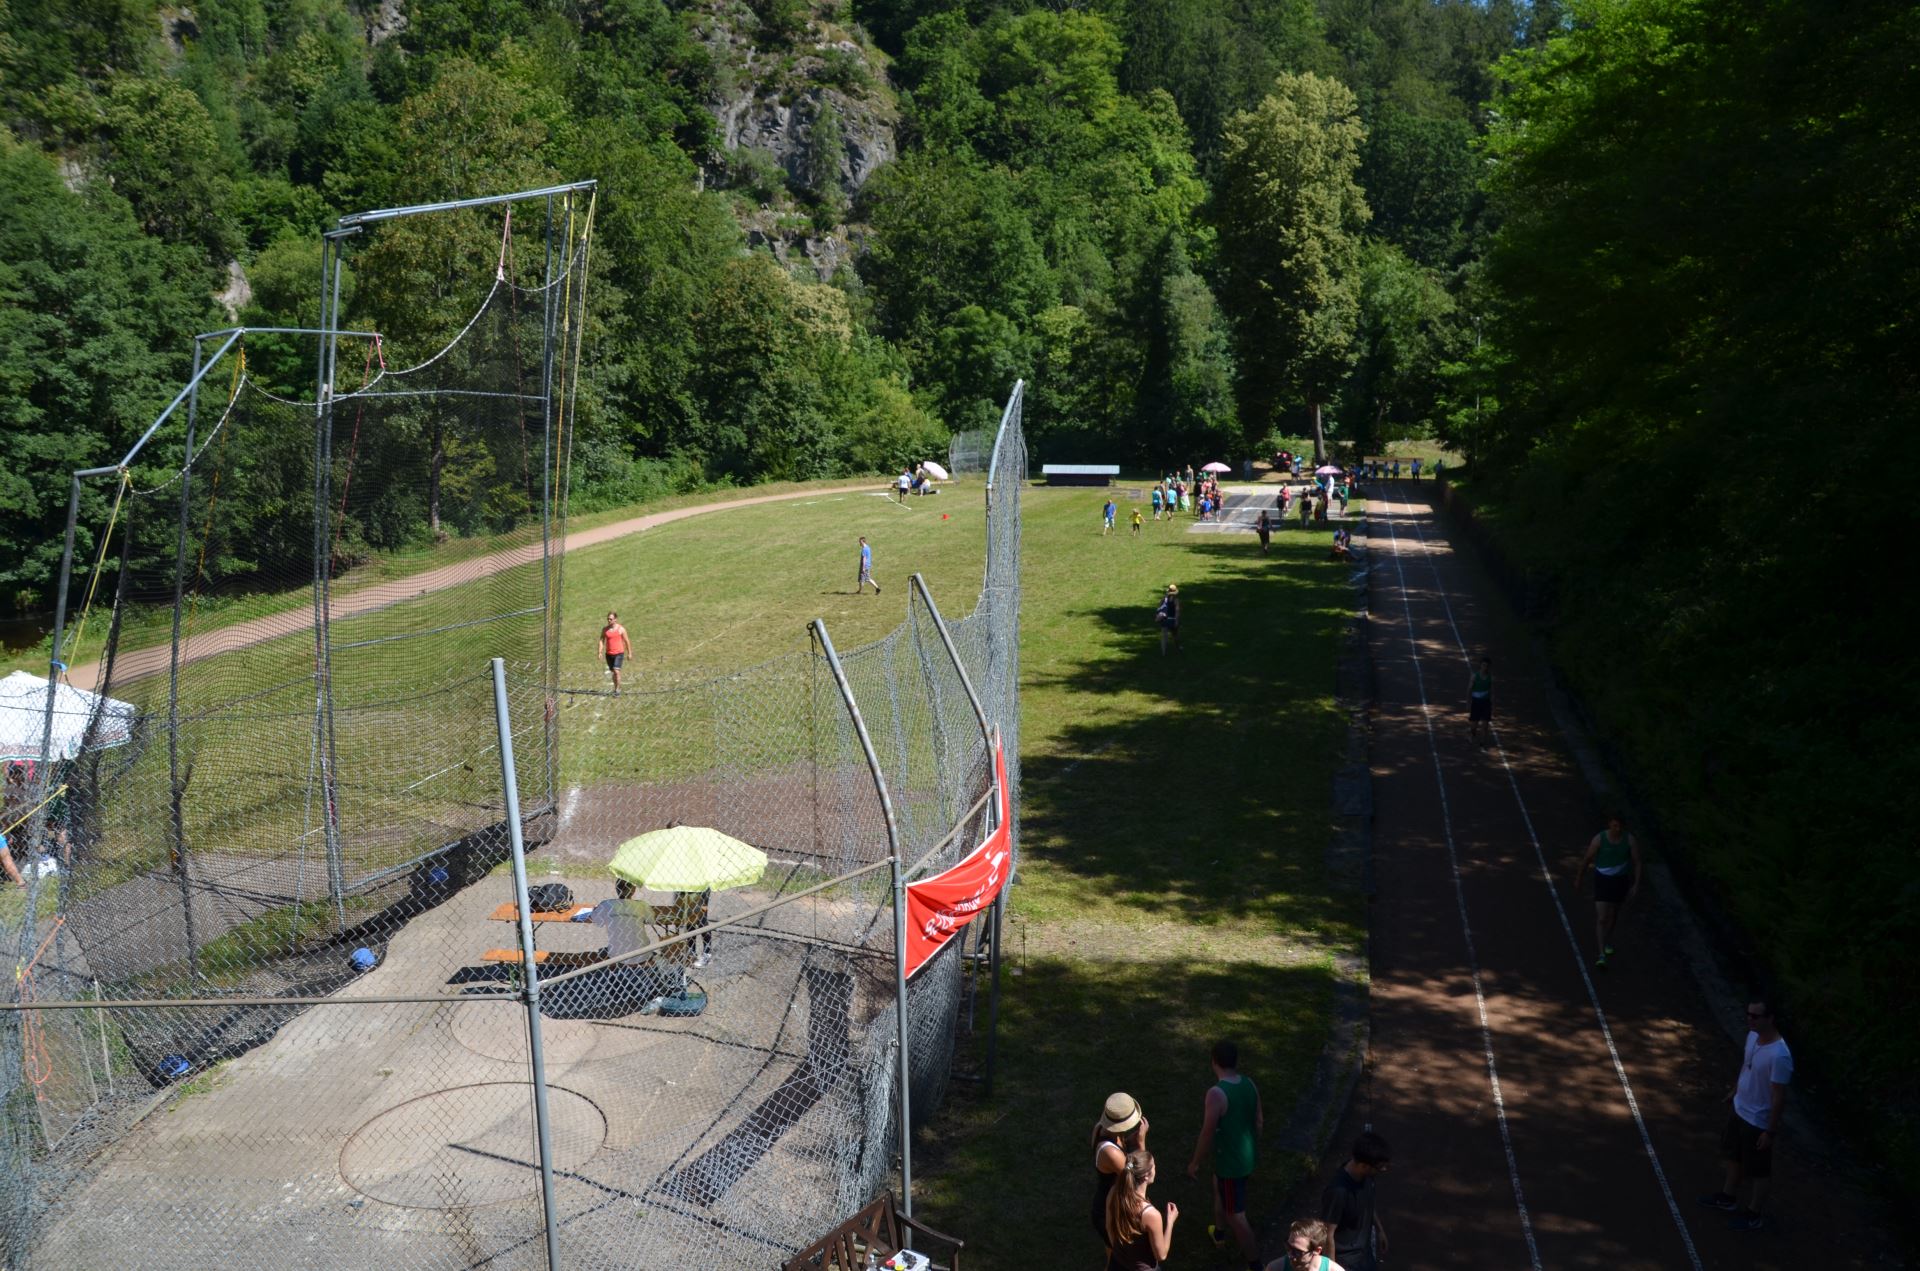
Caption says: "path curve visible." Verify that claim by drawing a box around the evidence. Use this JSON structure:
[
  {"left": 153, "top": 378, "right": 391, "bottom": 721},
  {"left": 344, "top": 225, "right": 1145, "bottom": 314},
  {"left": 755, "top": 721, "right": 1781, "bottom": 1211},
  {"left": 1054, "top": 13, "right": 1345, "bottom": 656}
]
[{"left": 68, "top": 481, "right": 891, "bottom": 692}]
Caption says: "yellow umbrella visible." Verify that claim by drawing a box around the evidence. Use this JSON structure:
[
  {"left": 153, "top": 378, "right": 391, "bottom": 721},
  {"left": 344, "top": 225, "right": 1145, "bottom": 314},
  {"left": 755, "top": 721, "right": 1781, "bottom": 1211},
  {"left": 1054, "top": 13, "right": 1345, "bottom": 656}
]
[{"left": 609, "top": 825, "right": 767, "bottom": 892}]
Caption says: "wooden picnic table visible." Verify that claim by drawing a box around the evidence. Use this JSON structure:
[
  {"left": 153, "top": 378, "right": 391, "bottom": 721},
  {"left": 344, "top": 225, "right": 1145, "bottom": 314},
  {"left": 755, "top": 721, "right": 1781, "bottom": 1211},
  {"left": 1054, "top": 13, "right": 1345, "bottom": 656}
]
[{"left": 481, "top": 901, "right": 594, "bottom": 967}]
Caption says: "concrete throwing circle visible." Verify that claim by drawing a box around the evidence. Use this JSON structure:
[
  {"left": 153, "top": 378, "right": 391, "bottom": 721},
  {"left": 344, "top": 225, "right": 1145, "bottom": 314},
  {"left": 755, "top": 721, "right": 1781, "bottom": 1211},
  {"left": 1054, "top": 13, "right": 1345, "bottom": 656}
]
[
  {"left": 341, "top": 1083, "right": 605, "bottom": 1208},
  {"left": 450, "top": 1000, "right": 600, "bottom": 1066}
]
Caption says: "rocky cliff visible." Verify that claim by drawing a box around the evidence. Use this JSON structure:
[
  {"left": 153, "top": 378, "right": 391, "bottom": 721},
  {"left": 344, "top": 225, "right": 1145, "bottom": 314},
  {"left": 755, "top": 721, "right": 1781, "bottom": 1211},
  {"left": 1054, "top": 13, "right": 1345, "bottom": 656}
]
[{"left": 691, "top": 2, "right": 898, "bottom": 280}]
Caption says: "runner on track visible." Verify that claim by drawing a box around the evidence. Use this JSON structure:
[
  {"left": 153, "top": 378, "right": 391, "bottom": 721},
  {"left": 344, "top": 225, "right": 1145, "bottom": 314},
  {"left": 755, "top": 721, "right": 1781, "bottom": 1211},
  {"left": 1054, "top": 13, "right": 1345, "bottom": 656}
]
[
  {"left": 1467, "top": 655, "right": 1493, "bottom": 745},
  {"left": 1574, "top": 813, "right": 1642, "bottom": 968}
]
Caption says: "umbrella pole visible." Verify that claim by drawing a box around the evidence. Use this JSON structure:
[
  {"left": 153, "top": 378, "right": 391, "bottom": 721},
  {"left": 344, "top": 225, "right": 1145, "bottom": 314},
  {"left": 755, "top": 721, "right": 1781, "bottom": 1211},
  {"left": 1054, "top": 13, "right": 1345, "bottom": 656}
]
[{"left": 491, "top": 658, "right": 563, "bottom": 1271}]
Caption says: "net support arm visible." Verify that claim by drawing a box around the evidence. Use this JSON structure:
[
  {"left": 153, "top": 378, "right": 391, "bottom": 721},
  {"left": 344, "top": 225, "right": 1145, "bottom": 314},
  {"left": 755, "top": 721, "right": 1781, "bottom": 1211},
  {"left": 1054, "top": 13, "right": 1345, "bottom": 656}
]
[{"left": 810, "top": 618, "right": 915, "bottom": 1222}]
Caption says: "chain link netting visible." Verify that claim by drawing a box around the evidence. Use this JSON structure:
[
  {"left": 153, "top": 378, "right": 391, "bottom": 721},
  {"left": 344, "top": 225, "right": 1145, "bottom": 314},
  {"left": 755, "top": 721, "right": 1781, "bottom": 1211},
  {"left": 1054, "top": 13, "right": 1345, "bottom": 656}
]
[{"left": 1, "top": 180, "right": 1025, "bottom": 1267}]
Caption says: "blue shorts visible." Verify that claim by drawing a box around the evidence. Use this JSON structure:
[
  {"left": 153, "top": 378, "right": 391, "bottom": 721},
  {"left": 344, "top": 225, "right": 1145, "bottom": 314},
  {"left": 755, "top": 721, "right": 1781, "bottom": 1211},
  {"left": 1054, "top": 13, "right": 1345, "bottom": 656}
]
[{"left": 605, "top": 652, "right": 625, "bottom": 670}]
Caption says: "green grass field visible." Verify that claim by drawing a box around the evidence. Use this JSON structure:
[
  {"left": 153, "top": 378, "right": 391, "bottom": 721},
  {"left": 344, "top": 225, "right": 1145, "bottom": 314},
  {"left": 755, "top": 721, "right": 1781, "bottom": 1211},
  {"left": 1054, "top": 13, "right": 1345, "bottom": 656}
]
[
  {"left": 28, "top": 477, "right": 1360, "bottom": 1266},
  {"left": 911, "top": 488, "right": 1358, "bottom": 1269}
]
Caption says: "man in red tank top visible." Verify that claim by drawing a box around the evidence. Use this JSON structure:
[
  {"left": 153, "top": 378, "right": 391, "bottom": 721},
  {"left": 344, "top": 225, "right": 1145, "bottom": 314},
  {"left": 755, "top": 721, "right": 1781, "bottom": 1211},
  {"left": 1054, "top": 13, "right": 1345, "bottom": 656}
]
[{"left": 599, "top": 611, "right": 631, "bottom": 695}]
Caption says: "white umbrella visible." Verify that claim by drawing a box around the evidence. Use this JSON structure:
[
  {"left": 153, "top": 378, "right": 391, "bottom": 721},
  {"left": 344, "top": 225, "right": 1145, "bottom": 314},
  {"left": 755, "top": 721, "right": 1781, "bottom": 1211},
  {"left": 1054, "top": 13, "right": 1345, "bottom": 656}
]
[
  {"left": 1315, "top": 464, "right": 1344, "bottom": 475},
  {"left": 920, "top": 460, "right": 950, "bottom": 481},
  {"left": 1200, "top": 461, "right": 1232, "bottom": 473},
  {"left": 0, "top": 671, "right": 135, "bottom": 762}
]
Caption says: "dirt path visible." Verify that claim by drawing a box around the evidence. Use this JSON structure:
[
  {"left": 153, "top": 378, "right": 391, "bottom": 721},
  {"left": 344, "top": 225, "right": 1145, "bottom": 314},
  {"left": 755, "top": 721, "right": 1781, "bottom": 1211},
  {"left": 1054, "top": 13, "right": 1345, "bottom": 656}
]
[
  {"left": 1299, "top": 482, "right": 1893, "bottom": 1269},
  {"left": 66, "top": 481, "right": 888, "bottom": 692}
]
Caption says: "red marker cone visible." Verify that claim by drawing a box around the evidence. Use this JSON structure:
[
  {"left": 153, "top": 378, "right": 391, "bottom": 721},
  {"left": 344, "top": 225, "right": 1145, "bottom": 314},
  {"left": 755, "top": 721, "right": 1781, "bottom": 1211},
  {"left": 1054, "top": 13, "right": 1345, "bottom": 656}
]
[{"left": 941, "top": 514, "right": 950, "bottom": 520}]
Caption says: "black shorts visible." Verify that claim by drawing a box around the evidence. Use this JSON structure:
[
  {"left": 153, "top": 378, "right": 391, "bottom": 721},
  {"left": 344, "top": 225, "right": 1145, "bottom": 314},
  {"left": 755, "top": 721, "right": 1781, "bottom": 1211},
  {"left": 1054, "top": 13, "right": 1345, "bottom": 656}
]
[
  {"left": 605, "top": 652, "right": 625, "bottom": 670},
  {"left": 1721, "top": 1111, "right": 1773, "bottom": 1178},
  {"left": 1469, "top": 694, "right": 1492, "bottom": 722},
  {"left": 1594, "top": 869, "right": 1632, "bottom": 904}
]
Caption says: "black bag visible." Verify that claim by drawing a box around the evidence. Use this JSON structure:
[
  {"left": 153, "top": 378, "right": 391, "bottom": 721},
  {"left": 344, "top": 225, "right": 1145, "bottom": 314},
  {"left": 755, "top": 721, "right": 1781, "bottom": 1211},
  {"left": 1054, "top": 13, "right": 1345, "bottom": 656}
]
[{"left": 527, "top": 882, "right": 574, "bottom": 912}]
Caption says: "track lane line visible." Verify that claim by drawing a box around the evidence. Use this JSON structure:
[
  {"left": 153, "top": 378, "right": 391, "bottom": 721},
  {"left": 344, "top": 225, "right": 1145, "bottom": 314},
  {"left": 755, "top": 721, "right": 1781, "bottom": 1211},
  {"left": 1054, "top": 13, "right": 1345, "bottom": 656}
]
[
  {"left": 1389, "top": 483, "right": 1707, "bottom": 1271},
  {"left": 1375, "top": 492, "right": 1545, "bottom": 1271}
]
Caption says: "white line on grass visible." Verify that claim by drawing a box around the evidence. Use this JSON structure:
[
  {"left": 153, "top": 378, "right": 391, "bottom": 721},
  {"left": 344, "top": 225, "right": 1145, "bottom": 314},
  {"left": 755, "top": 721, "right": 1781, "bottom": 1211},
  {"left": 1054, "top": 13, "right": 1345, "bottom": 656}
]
[
  {"left": 1390, "top": 484, "right": 1707, "bottom": 1271},
  {"left": 1376, "top": 497, "right": 1545, "bottom": 1271}
]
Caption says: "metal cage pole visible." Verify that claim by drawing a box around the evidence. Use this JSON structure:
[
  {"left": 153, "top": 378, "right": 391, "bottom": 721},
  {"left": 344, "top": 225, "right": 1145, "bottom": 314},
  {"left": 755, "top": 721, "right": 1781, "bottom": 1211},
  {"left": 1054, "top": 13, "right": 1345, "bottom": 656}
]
[
  {"left": 491, "top": 658, "right": 564, "bottom": 1270},
  {"left": 166, "top": 338, "right": 207, "bottom": 982},
  {"left": 907, "top": 573, "right": 1004, "bottom": 1093},
  {"left": 810, "top": 619, "right": 915, "bottom": 1219},
  {"left": 314, "top": 231, "right": 353, "bottom": 930}
]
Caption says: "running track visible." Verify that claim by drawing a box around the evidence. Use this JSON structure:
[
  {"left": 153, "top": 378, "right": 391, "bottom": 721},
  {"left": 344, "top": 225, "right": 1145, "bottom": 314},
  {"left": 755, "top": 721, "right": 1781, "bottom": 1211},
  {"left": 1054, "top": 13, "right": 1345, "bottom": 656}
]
[{"left": 1322, "top": 483, "right": 1887, "bottom": 1270}]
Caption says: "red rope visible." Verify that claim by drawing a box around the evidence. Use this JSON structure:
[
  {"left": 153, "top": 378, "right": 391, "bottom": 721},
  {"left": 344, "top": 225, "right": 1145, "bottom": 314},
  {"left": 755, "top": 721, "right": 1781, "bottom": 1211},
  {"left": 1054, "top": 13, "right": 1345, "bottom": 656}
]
[{"left": 18, "top": 916, "right": 66, "bottom": 1087}]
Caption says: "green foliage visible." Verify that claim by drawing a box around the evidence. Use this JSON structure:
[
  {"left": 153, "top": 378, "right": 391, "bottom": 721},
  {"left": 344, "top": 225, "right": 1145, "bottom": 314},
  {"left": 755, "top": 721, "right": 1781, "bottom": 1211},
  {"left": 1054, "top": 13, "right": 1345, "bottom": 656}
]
[
  {"left": 98, "top": 76, "right": 241, "bottom": 265},
  {"left": 1336, "top": 239, "right": 1457, "bottom": 453},
  {"left": 1219, "top": 71, "right": 1370, "bottom": 455},
  {"left": 1471, "top": 0, "right": 1920, "bottom": 1184},
  {"left": 0, "top": 137, "right": 216, "bottom": 597},
  {"left": 804, "top": 99, "right": 847, "bottom": 218}
]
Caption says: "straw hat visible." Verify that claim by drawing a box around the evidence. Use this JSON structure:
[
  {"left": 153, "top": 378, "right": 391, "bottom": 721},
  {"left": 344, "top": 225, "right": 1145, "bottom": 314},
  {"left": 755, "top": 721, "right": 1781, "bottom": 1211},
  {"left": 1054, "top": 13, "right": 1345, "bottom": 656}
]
[
  {"left": 1101, "top": 1092, "right": 1142, "bottom": 1135},
  {"left": 1165, "top": 583, "right": 1178, "bottom": 595}
]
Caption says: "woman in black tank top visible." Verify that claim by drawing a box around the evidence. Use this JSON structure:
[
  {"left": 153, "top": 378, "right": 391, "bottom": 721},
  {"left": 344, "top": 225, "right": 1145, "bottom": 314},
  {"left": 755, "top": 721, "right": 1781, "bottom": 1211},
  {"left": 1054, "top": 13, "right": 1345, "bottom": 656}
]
[{"left": 1104, "top": 1149, "right": 1177, "bottom": 1270}]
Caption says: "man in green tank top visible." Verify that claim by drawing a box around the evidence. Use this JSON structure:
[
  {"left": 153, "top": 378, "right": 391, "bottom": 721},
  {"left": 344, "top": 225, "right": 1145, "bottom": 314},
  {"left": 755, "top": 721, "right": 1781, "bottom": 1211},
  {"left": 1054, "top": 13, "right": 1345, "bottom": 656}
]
[
  {"left": 1188, "top": 1040, "right": 1264, "bottom": 1271},
  {"left": 1575, "top": 813, "right": 1642, "bottom": 969}
]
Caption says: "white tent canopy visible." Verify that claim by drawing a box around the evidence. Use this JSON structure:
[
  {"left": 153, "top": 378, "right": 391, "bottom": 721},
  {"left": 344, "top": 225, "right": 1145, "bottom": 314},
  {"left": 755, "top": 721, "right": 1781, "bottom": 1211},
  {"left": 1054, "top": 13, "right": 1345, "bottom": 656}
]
[{"left": 0, "top": 671, "right": 136, "bottom": 763}]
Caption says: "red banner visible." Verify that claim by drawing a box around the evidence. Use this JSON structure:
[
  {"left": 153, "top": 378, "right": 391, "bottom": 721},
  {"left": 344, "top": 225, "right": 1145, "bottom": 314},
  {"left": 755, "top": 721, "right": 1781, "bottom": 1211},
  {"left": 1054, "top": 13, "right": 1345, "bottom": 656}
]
[{"left": 903, "top": 734, "right": 1012, "bottom": 979}]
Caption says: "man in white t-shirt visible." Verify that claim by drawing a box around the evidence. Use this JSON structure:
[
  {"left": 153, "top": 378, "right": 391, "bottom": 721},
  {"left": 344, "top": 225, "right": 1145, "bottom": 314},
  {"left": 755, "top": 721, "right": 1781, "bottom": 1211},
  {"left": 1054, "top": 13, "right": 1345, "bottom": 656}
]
[{"left": 1699, "top": 999, "right": 1792, "bottom": 1230}]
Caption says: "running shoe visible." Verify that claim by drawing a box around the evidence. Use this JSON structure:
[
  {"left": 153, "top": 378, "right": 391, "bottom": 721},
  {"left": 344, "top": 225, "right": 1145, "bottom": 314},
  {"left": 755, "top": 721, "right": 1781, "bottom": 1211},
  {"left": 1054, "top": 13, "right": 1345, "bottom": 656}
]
[
  {"left": 1697, "top": 1193, "right": 1738, "bottom": 1211},
  {"left": 1207, "top": 1224, "right": 1228, "bottom": 1248},
  {"left": 1604, "top": 945, "right": 1616, "bottom": 957},
  {"left": 1728, "top": 1211, "right": 1765, "bottom": 1231},
  {"left": 1596, "top": 952, "right": 1609, "bottom": 970}
]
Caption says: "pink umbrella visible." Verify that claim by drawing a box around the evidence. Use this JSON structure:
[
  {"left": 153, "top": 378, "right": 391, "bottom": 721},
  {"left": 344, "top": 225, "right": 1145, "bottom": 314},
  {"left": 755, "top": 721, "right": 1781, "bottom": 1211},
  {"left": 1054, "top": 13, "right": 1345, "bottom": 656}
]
[{"left": 1201, "top": 461, "right": 1232, "bottom": 473}]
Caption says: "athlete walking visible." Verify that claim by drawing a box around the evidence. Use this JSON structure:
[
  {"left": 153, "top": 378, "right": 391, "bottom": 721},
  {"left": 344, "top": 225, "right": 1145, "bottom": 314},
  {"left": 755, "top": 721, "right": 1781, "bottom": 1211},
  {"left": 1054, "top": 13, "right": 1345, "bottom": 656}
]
[
  {"left": 1574, "top": 813, "right": 1642, "bottom": 968},
  {"left": 597, "top": 611, "right": 630, "bottom": 695},
  {"left": 856, "top": 536, "right": 881, "bottom": 594}
]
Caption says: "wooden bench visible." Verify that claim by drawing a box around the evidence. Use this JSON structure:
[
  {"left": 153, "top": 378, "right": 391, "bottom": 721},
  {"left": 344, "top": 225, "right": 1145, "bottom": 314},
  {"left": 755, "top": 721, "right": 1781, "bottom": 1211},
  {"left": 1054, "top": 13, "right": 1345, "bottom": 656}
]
[
  {"left": 780, "top": 1193, "right": 963, "bottom": 1271},
  {"left": 481, "top": 948, "right": 550, "bottom": 965}
]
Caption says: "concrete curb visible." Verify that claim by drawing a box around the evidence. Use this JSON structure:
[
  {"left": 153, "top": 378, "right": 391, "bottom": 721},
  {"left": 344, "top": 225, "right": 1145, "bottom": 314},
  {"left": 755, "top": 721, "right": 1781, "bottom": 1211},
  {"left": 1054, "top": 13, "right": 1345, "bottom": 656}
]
[{"left": 1274, "top": 509, "right": 1372, "bottom": 1179}]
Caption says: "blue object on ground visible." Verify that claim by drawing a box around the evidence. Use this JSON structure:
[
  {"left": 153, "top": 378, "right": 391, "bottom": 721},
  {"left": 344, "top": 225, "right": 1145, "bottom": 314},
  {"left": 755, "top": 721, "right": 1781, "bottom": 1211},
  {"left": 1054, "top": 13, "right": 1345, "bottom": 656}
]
[
  {"left": 155, "top": 1055, "right": 191, "bottom": 1081},
  {"left": 350, "top": 947, "right": 377, "bottom": 972}
]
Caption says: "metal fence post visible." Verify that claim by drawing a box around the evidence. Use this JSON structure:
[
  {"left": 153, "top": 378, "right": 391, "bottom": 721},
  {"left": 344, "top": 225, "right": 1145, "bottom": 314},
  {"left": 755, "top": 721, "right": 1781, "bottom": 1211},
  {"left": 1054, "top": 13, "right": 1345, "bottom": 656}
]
[
  {"left": 491, "top": 658, "right": 564, "bottom": 1271},
  {"left": 810, "top": 620, "right": 914, "bottom": 1220}
]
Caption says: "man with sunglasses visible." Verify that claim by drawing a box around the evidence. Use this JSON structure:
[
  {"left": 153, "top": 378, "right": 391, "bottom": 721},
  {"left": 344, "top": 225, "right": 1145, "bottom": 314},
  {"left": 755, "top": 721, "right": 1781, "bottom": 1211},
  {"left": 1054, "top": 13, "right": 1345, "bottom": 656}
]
[{"left": 1700, "top": 1000, "right": 1792, "bottom": 1231}]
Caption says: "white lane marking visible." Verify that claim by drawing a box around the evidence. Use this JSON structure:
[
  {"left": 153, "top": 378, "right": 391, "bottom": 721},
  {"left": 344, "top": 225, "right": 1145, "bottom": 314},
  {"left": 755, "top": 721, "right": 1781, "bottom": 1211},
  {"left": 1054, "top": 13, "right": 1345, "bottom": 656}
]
[
  {"left": 1377, "top": 495, "right": 1545, "bottom": 1270},
  {"left": 1391, "top": 484, "right": 1707, "bottom": 1271}
]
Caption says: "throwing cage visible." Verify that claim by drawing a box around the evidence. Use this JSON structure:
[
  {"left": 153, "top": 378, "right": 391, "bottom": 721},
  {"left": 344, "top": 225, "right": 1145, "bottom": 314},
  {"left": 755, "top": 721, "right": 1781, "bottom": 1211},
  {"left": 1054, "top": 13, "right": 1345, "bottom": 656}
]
[{"left": 0, "top": 175, "right": 1026, "bottom": 1270}]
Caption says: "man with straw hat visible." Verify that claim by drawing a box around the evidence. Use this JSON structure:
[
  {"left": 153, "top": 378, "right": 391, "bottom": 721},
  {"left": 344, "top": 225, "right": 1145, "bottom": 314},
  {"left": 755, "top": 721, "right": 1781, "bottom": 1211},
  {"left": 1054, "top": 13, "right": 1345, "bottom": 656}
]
[
  {"left": 1092, "top": 1092, "right": 1150, "bottom": 1239},
  {"left": 1156, "top": 584, "right": 1181, "bottom": 655}
]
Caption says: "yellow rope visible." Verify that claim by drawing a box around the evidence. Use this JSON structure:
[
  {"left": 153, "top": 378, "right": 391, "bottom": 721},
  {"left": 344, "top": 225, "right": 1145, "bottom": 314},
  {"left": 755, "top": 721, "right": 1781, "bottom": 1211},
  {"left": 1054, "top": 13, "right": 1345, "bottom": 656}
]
[
  {"left": 2, "top": 784, "right": 68, "bottom": 840},
  {"left": 184, "top": 347, "right": 245, "bottom": 635},
  {"left": 60, "top": 470, "right": 130, "bottom": 677}
]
